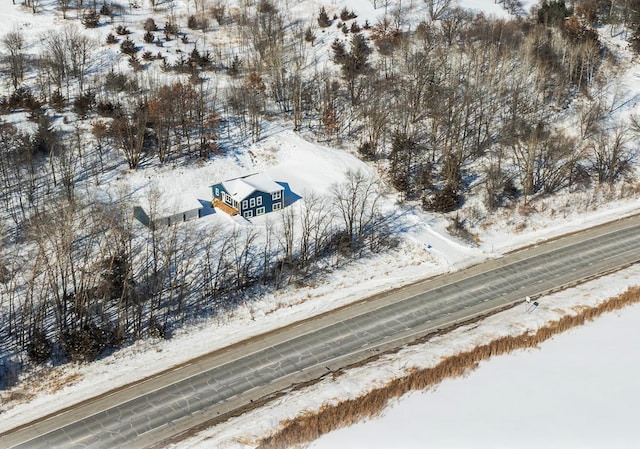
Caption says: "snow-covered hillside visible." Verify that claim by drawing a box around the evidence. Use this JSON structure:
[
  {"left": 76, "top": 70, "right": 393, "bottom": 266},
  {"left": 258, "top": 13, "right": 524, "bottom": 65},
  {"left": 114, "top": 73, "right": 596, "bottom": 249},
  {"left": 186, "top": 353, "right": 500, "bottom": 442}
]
[{"left": 1, "top": 0, "right": 640, "bottom": 447}]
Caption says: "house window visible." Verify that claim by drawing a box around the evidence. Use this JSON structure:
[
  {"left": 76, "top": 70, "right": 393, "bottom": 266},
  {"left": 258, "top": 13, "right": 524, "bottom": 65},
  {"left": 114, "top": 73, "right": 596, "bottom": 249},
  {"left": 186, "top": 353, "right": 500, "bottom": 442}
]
[
  {"left": 250, "top": 197, "right": 256, "bottom": 208},
  {"left": 256, "top": 196, "right": 262, "bottom": 206},
  {"left": 273, "top": 202, "right": 282, "bottom": 211},
  {"left": 242, "top": 200, "right": 248, "bottom": 210},
  {"left": 257, "top": 206, "right": 265, "bottom": 215},
  {"left": 272, "top": 190, "right": 282, "bottom": 201},
  {"left": 215, "top": 187, "right": 220, "bottom": 197},
  {"left": 224, "top": 193, "right": 232, "bottom": 204},
  {"left": 244, "top": 210, "right": 253, "bottom": 218}
]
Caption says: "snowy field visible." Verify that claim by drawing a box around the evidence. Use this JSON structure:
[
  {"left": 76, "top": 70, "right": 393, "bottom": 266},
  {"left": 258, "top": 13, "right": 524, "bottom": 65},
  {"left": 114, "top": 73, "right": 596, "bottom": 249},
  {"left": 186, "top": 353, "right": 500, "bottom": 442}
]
[{"left": 311, "top": 303, "right": 640, "bottom": 449}]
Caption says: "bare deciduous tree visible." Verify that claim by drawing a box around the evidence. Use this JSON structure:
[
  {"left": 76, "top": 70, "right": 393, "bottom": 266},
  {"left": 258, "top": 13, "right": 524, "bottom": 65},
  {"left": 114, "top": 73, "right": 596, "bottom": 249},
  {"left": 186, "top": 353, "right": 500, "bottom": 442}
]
[
  {"left": 425, "top": 0, "right": 454, "bottom": 21},
  {"left": 1, "top": 30, "right": 26, "bottom": 89},
  {"left": 588, "top": 125, "right": 636, "bottom": 184},
  {"left": 331, "top": 170, "right": 384, "bottom": 254},
  {"left": 111, "top": 102, "right": 148, "bottom": 169},
  {"left": 298, "top": 192, "right": 332, "bottom": 270},
  {"left": 277, "top": 206, "right": 296, "bottom": 264}
]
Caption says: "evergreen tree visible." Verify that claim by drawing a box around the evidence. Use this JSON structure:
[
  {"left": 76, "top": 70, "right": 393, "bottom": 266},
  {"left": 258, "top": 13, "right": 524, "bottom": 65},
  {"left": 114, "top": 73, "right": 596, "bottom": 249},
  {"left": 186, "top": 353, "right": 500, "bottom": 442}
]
[
  {"left": 331, "top": 38, "right": 347, "bottom": 64},
  {"left": 390, "top": 131, "right": 417, "bottom": 199},
  {"left": 349, "top": 33, "right": 372, "bottom": 75},
  {"left": 318, "top": 7, "right": 331, "bottom": 27},
  {"left": 538, "top": 0, "right": 572, "bottom": 26}
]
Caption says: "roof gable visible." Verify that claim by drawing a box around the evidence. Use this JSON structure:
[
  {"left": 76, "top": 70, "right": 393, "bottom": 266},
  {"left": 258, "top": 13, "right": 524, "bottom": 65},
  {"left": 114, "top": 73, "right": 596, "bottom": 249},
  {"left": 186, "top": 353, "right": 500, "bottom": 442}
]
[{"left": 222, "top": 173, "right": 282, "bottom": 201}]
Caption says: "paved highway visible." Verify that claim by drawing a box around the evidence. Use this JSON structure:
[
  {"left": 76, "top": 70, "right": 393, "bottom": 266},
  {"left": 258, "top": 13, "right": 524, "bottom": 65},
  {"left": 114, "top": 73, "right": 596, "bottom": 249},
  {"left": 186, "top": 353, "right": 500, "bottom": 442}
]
[{"left": 3, "top": 215, "right": 640, "bottom": 449}]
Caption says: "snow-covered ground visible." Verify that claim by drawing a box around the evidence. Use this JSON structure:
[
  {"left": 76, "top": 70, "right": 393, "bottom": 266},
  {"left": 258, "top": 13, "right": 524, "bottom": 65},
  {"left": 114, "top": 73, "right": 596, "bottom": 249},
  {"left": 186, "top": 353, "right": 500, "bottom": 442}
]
[
  {"left": 458, "top": 0, "right": 530, "bottom": 18},
  {"left": 9, "top": 145, "right": 639, "bottom": 445},
  {"left": 1, "top": 0, "right": 640, "bottom": 447},
  {"left": 2, "top": 115, "right": 638, "bottom": 437}
]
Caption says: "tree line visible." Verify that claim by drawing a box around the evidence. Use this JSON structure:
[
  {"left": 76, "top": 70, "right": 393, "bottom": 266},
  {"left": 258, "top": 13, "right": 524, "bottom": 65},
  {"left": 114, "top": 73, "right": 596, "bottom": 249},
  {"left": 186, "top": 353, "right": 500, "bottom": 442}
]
[
  {"left": 1, "top": 1, "right": 638, "bottom": 190},
  {"left": 0, "top": 170, "right": 391, "bottom": 367}
]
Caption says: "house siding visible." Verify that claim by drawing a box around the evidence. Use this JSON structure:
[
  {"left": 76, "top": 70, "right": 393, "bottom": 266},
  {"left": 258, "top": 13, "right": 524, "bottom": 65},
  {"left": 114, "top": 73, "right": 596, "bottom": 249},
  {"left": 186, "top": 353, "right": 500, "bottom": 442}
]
[
  {"left": 152, "top": 208, "right": 201, "bottom": 227},
  {"left": 241, "top": 191, "right": 279, "bottom": 216},
  {"left": 211, "top": 183, "right": 226, "bottom": 201},
  {"left": 211, "top": 183, "right": 239, "bottom": 209},
  {"left": 212, "top": 178, "right": 284, "bottom": 219}
]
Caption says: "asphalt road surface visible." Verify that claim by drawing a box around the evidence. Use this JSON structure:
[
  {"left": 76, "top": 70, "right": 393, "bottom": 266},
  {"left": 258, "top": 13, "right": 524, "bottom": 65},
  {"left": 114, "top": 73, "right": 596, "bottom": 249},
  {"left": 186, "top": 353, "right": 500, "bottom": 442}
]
[{"left": 3, "top": 215, "right": 640, "bottom": 449}]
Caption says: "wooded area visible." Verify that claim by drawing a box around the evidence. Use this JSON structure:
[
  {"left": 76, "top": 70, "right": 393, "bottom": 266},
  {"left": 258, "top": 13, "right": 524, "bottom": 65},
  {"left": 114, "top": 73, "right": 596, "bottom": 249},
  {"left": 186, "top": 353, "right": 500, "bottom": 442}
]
[{"left": 1, "top": 0, "right": 640, "bottom": 378}]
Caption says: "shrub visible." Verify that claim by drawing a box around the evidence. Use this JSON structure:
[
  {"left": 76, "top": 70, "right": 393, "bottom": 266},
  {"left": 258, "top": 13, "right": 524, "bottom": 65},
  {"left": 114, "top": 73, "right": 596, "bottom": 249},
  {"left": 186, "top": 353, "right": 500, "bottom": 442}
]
[
  {"left": 358, "top": 140, "right": 376, "bottom": 161},
  {"left": 73, "top": 90, "right": 96, "bottom": 118},
  {"left": 340, "top": 8, "right": 357, "bottom": 21},
  {"left": 304, "top": 27, "right": 315, "bottom": 44},
  {"left": 631, "top": 29, "right": 640, "bottom": 54},
  {"left": 187, "top": 15, "right": 198, "bottom": 29},
  {"left": 29, "top": 109, "right": 55, "bottom": 153},
  {"left": 538, "top": 0, "right": 572, "bottom": 26},
  {"left": 447, "top": 214, "right": 476, "bottom": 244},
  {"left": 164, "top": 21, "right": 179, "bottom": 39},
  {"left": 61, "top": 324, "right": 108, "bottom": 363},
  {"left": 106, "top": 33, "right": 118, "bottom": 44},
  {"left": 143, "top": 31, "right": 154, "bottom": 43},
  {"left": 128, "top": 54, "right": 142, "bottom": 71},
  {"left": 104, "top": 71, "right": 131, "bottom": 92},
  {"left": 189, "top": 48, "right": 213, "bottom": 69},
  {"left": 120, "top": 36, "right": 137, "bottom": 55},
  {"left": 8, "top": 86, "right": 41, "bottom": 111},
  {"left": 26, "top": 329, "right": 53, "bottom": 364},
  {"left": 96, "top": 100, "right": 122, "bottom": 117},
  {"left": 212, "top": 6, "right": 225, "bottom": 25},
  {"left": 318, "top": 7, "right": 330, "bottom": 27},
  {"left": 82, "top": 8, "right": 100, "bottom": 28},
  {"left": 100, "top": 2, "right": 112, "bottom": 16},
  {"left": 149, "top": 317, "right": 168, "bottom": 339},
  {"left": 144, "top": 17, "right": 158, "bottom": 31},
  {"left": 115, "top": 25, "right": 129, "bottom": 35},
  {"left": 229, "top": 54, "right": 242, "bottom": 76},
  {"left": 50, "top": 90, "right": 66, "bottom": 111},
  {"left": 422, "top": 185, "right": 460, "bottom": 212}
]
